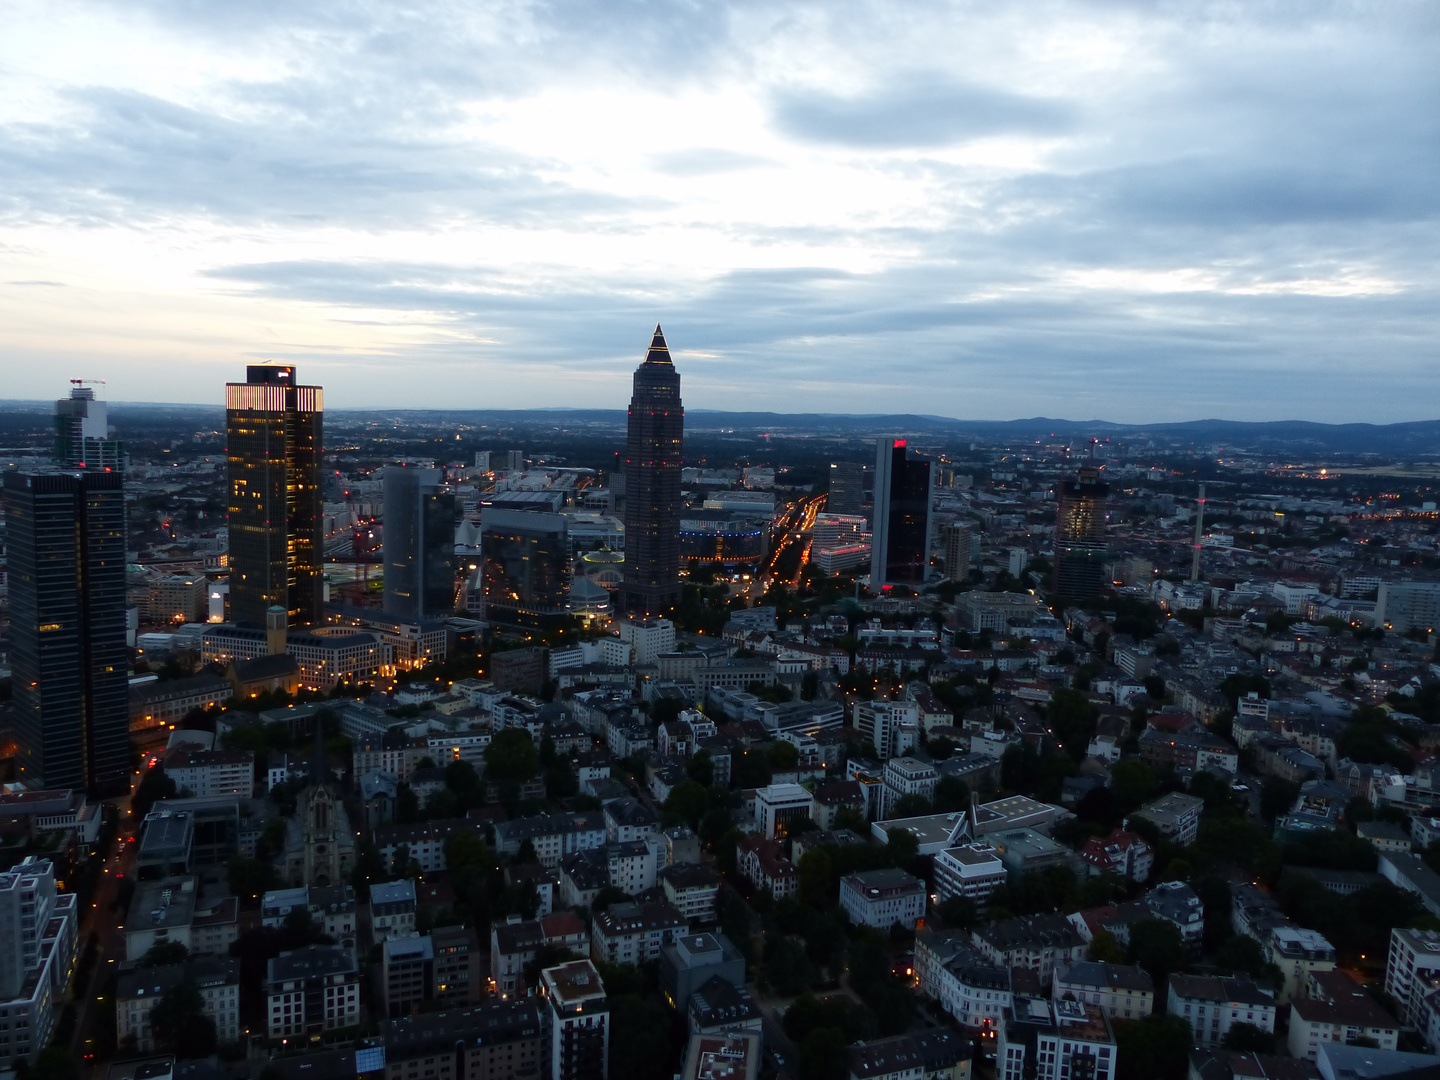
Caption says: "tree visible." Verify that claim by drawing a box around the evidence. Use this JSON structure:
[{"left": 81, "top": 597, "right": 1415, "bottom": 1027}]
[
  {"left": 227, "top": 855, "right": 278, "bottom": 903},
  {"left": 28, "top": 1047, "right": 80, "bottom": 1080},
  {"left": 444, "top": 828, "right": 493, "bottom": 873},
  {"left": 139, "top": 940, "right": 190, "bottom": 967},
  {"left": 1048, "top": 688, "right": 1099, "bottom": 760},
  {"left": 932, "top": 776, "right": 970, "bottom": 813},
  {"left": 1111, "top": 760, "right": 1159, "bottom": 811},
  {"left": 798, "top": 1026, "right": 848, "bottom": 1080},
  {"left": 663, "top": 781, "right": 711, "bottom": 829},
  {"left": 1086, "top": 930, "right": 1126, "bottom": 964},
  {"left": 936, "top": 896, "right": 976, "bottom": 930},
  {"left": 890, "top": 794, "right": 932, "bottom": 818},
  {"left": 133, "top": 766, "right": 177, "bottom": 818},
  {"left": 150, "top": 979, "right": 217, "bottom": 1057},
  {"left": 799, "top": 849, "right": 835, "bottom": 909},
  {"left": 1127, "top": 918, "right": 1187, "bottom": 985},
  {"left": 1222, "top": 1022, "right": 1274, "bottom": 1053},
  {"left": 607, "top": 992, "right": 676, "bottom": 1080},
  {"left": 885, "top": 828, "right": 919, "bottom": 868},
  {"left": 1260, "top": 777, "right": 1300, "bottom": 822},
  {"left": 768, "top": 740, "right": 800, "bottom": 770},
  {"left": 687, "top": 749, "right": 715, "bottom": 788},
  {"left": 485, "top": 728, "right": 539, "bottom": 783},
  {"left": 1115, "top": 1014, "right": 1194, "bottom": 1080},
  {"left": 764, "top": 936, "right": 817, "bottom": 995}
]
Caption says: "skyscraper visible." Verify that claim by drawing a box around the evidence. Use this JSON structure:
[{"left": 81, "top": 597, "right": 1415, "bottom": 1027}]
[
  {"left": 225, "top": 365, "right": 324, "bottom": 628},
  {"left": 1054, "top": 465, "right": 1109, "bottom": 599},
  {"left": 54, "top": 381, "right": 122, "bottom": 471},
  {"left": 480, "top": 509, "right": 570, "bottom": 628},
  {"left": 943, "top": 523, "right": 975, "bottom": 582},
  {"left": 870, "top": 438, "right": 933, "bottom": 588},
  {"left": 620, "top": 325, "right": 683, "bottom": 617},
  {"left": 383, "top": 464, "right": 457, "bottom": 621},
  {"left": 3, "top": 469, "right": 130, "bottom": 793},
  {"left": 827, "top": 461, "right": 867, "bottom": 517}
]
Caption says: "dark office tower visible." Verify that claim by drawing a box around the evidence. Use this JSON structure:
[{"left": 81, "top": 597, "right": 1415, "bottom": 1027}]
[
  {"left": 479, "top": 509, "right": 570, "bottom": 628},
  {"left": 3, "top": 470, "right": 130, "bottom": 794},
  {"left": 870, "top": 438, "right": 934, "bottom": 588},
  {"left": 226, "top": 366, "right": 324, "bottom": 628},
  {"left": 827, "top": 462, "right": 866, "bottom": 517},
  {"left": 1054, "top": 465, "right": 1110, "bottom": 599},
  {"left": 54, "top": 383, "right": 122, "bottom": 471},
  {"left": 383, "top": 464, "right": 457, "bottom": 621},
  {"left": 619, "top": 325, "right": 683, "bottom": 617},
  {"left": 943, "top": 522, "right": 974, "bottom": 581}
]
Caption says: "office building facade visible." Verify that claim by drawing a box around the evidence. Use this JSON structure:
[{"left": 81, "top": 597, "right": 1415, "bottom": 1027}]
[
  {"left": 480, "top": 508, "right": 570, "bottom": 627},
  {"left": 870, "top": 439, "right": 933, "bottom": 588},
  {"left": 383, "top": 464, "right": 457, "bottom": 621},
  {"left": 54, "top": 383, "right": 122, "bottom": 471},
  {"left": 827, "top": 461, "right": 867, "bottom": 517},
  {"left": 1053, "top": 465, "right": 1109, "bottom": 599},
  {"left": 620, "top": 326, "right": 684, "bottom": 617},
  {"left": 4, "top": 469, "right": 130, "bottom": 793},
  {"left": 225, "top": 365, "right": 324, "bottom": 628}
]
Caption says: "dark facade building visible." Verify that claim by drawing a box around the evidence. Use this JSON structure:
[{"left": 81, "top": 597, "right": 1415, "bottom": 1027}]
[
  {"left": 480, "top": 509, "right": 569, "bottom": 627},
  {"left": 3, "top": 470, "right": 130, "bottom": 793},
  {"left": 54, "top": 384, "right": 122, "bottom": 471},
  {"left": 225, "top": 365, "right": 324, "bottom": 628},
  {"left": 870, "top": 438, "right": 933, "bottom": 588},
  {"left": 1054, "top": 465, "right": 1109, "bottom": 599},
  {"left": 383, "top": 464, "right": 456, "bottom": 621},
  {"left": 383, "top": 1000, "right": 543, "bottom": 1080},
  {"left": 827, "top": 461, "right": 868, "bottom": 518},
  {"left": 620, "top": 325, "right": 683, "bottom": 617}
]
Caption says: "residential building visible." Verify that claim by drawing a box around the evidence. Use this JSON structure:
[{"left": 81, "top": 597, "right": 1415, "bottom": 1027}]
[
  {"left": 683, "top": 1031, "right": 762, "bottom": 1080},
  {"left": 916, "top": 930, "right": 1012, "bottom": 1034},
  {"left": 735, "top": 836, "right": 796, "bottom": 900},
  {"left": 620, "top": 326, "right": 684, "bottom": 618},
  {"left": 754, "top": 784, "right": 813, "bottom": 838},
  {"left": 840, "top": 868, "right": 926, "bottom": 931},
  {"left": 431, "top": 925, "right": 483, "bottom": 1008},
  {"left": 1270, "top": 926, "right": 1337, "bottom": 1004},
  {"left": 116, "top": 956, "right": 241, "bottom": 1051},
  {"left": 1167, "top": 975, "right": 1277, "bottom": 1047},
  {"left": 688, "top": 976, "right": 764, "bottom": 1037},
  {"left": 4, "top": 469, "right": 130, "bottom": 793},
  {"left": 491, "top": 912, "right": 590, "bottom": 997},
  {"left": 660, "top": 933, "right": 747, "bottom": 1012},
  {"left": 661, "top": 864, "right": 721, "bottom": 924},
  {"left": 225, "top": 365, "right": 324, "bottom": 628},
  {"left": 883, "top": 757, "right": 939, "bottom": 816},
  {"left": 934, "top": 845, "right": 1008, "bottom": 909},
  {"left": 1385, "top": 927, "right": 1440, "bottom": 1025},
  {"left": 972, "top": 915, "right": 1086, "bottom": 983},
  {"left": 847, "top": 1030, "right": 971, "bottom": 1080},
  {"left": 1130, "top": 791, "right": 1205, "bottom": 846},
  {"left": 1077, "top": 829, "right": 1154, "bottom": 882},
  {"left": 1288, "top": 970, "right": 1398, "bottom": 1061},
  {"left": 382, "top": 935, "right": 434, "bottom": 1018},
  {"left": 591, "top": 901, "right": 687, "bottom": 966},
  {"left": 1051, "top": 962, "right": 1153, "bottom": 1022},
  {"left": 997, "top": 997, "right": 1116, "bottom": 1080},
  {"left": 265, "top": 945, "right": 361, "bottom": 1040},
  {"left": 261, "top": 884, "right": 357, "bottom": 941},
  {"left": 381, "top": 1000, "right": 543, "bottom": 1080},
  {"left": 163, "top": 749, "right": 255, "bottom": 799},
  {"left": 0, "top": 856, "right": 78, "bottom": 1068},
  {"left": 540, "top": 960, "right": 609, "bottom": 1080},
  {"left": 370, "top": 879, "right": 418, "bottom": 942},
  {"left": 494, "top": 812, "right": 608, "bottom": 868},
  {"left": 123, "top": 876, "right": 239, "bottom": 960}
]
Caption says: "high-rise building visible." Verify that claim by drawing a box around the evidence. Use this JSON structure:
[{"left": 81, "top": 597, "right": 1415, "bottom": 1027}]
[
  {"left": 540, "top": 960, "right": 609, "bottom": 1080},
  {"left": 870, "top": 439, "right": 933, "bottom": 588},
  {"left": 225, "top": 365, "right": 324, "bottom": 628},
  {"left": 1054, "top": 465, "right": 1109, "bottom": 599},
  {"left": 506, "top": 450, "right": 527, "bottom": 472},
  {"left": 620, "top": 325, "right": 684, "bottom": 617},
  {"left": 383, "top": 465, "right": 456, "bottom": 622},
  {"left": 480, "top": 509, "right": 570, "bottom": 627},
  {"left": 0, "top": 856, "right": 79, "bottom": 1068},
  {"left": 474, "top": 451, "right": 492, "bottom": 472},
  {"left": 53, "top": 382, "right": 122, "bottom": 471},
  {"left": 3, "top": 469, "right": 130, "bottom": 794},
  {"left": 944, "top": 523, "right": 975, "bottom": 581},
  {"left": 827, "top": 461, "right": 867, "bottom": 517}
]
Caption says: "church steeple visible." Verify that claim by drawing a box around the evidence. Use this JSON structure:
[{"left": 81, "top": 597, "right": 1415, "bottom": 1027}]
[{"left": 645, "top": 324, "right": 672, "bottom": 365}]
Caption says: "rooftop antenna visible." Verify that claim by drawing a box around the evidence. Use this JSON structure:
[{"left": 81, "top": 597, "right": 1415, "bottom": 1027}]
[{"left": 1190, "top": 482, "right": 1206, "bottom": 583}]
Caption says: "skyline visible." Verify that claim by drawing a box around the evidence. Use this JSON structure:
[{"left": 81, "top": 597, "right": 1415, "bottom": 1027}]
[{"left": 1, "top": 1, "right": 1437, "bottom": 422}]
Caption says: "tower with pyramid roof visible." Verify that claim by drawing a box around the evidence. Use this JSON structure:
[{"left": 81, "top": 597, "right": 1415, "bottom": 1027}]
[{"left": 619, "top": 325, "right": 684, "bottom": 616}]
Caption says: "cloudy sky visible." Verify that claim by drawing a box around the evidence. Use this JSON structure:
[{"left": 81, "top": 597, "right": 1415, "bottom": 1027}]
[{"left": 1, "top": 1, "right": 1436, "bottom": 422}]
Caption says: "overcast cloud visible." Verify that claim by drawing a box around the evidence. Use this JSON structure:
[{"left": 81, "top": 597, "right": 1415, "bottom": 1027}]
[{"left": 0, "top": 0, "right": 1436, "bottom": 421}]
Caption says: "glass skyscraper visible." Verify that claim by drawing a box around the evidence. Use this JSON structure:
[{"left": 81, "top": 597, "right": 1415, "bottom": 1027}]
[
  {"left": 1054, "top": 465, "right": 1109, "bottom": 599},
  {"left": 479, "top": 508, "right": 570, "bottom": 628},
  {"left": 225, "top": 365, "right": 324, "bottom": 628},
  {"left": 870, "top": 438, "right": 934, "bottom": 588},
  {"left": 620, "top": 325, "right": 684, "bottom": 616},
  {"left": 3, "top": 469, "right": 130, "bottom": 794},
  {"left": 383, "top": 464, "right": 457, "bottom": 621},
  {"left": 54, "top": 384, "right": 122, "bottom": 472}
]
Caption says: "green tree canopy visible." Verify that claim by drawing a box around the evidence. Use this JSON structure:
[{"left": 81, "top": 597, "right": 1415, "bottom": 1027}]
[
  {"left": 484, "top": 728, "right": 539, "bottom": 782},
  {"left": 663, "top": 781, "right": 711, "bottom": 829}
]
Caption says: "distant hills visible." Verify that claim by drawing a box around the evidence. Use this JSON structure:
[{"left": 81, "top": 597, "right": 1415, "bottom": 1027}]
[{"left": 4, "top": 402, "right": 1440, "bottom": 456}]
